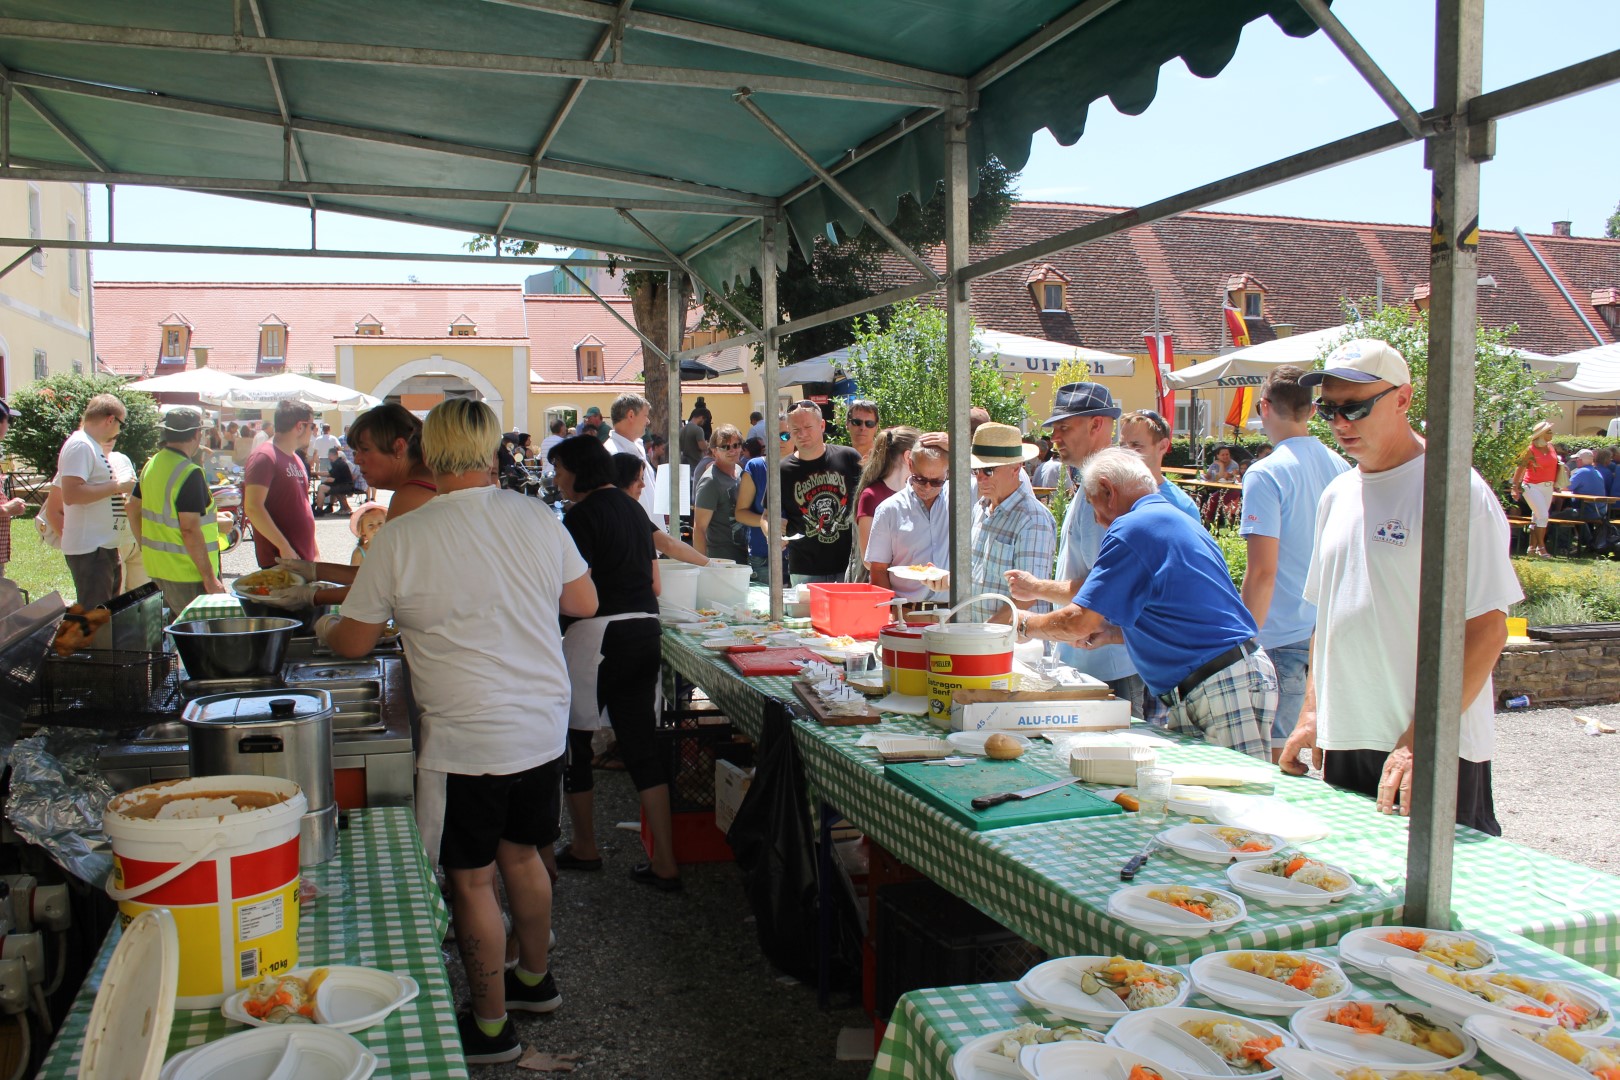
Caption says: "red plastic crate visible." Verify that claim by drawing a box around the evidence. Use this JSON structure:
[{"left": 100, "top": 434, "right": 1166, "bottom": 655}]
[
  {"left": 639, "top": 808, "right": 735, "bottom": 864},
  {"left": 808, "top": 582, "right": 895, "bottom": 639}
]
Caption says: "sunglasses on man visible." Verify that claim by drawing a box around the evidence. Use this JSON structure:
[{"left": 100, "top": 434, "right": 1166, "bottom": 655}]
[
  {"left": 1314, "top": 385, "right": 1398, "bottom": 423},
  {"left": 908, "top": 474, "right": 946, "bottom": 488},
  {"left": 846, "top": 417, "right": 878, "bottom": 429},
  {"left": 970, "top": 464, "right": 1013, "bottom": 478}
]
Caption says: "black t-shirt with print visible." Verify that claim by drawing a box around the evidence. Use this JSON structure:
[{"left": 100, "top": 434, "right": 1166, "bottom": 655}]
[{"left": 779, "top": 444, "right": 862, "bottom": 576}]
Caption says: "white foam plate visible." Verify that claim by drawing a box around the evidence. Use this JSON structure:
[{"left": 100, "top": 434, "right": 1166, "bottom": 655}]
[
  {"left": 222, "top": 966, "right": 419, "bottom": 1034},
  {"left": 1288, "top": 999, "right": 1476, "bottom": 1071},
  {"left": 1107, "top": 885, "right": 1247, "bottom": 938},
  {"left": 1188, "top": 954, "right": 1350, "bottom": 1016},
  {"left": 1020, "top": 1041, "right": 1193, "bottom": 1080},
  {"left": 1156, "top": 825, "right": 1284, "bottom": 865},
  {"left": 1224, "top": 861, "right": 1358, "bottom": 908},
  {"left": 948, "top": 731, "right": 1034, "bottom": 757},
  {"left": 1205, "top": 795, "right": 1330, "bottom": 844},
  {"left": 1265, "top": 1047, "right": 1359, "bottom": 1080},
  {"left": 1015, "top": 956, "right": 1190, "bottom": 1026},
  {"left": 1107, "top": 1006, "right": 1295, "bottom": 1080},
  {"left": 1463, "top": 1015, "right": 1620, "bottom": 1080},
  {"left": 1336, "top": 927, "right": 1499, "bottom": 979},
  {"left": 949, "top": 1026, "right": 1103, "bottom": 1080},
  {"left": 890, "top": 564, "right": 949, "bottom": 583},
  {"left": 160, "top": 1025, "right": 376, "bottom": 1080},
  {"left": 1382, "top": 957, "right": 1613, "bottom": 1034}
]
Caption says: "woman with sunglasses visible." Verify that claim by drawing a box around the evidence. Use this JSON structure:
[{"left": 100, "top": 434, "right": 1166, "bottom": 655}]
[
  {"left": 847, "top": 425, "right": 918, "bottom": 583},
  {"left": 693, "top": 424, "right": 749, "bottom": 562}
]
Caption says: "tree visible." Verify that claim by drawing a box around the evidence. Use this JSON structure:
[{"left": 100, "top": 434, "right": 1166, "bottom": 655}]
[
  {"left": 836, "top": 301, "right": 1027, "bottom": 434},
  {"left": 699, "top": 158, "right": 1020, "bottom": 364},
  {"left": 1312, "top": 300, "right": 1558, "bottom": 494},
  {"left": 1608, "top": 200, "right": 1620, "bottom": 239},
  {"left": 2, "top": 373, "right": 161, "bottom": 477}
]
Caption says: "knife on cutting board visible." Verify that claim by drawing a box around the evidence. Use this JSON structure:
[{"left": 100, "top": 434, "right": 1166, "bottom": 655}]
[{"left": 971, "top": 776, "right": 1079, "bottom": 810}]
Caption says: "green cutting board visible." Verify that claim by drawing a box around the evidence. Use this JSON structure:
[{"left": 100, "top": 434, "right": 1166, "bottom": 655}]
[{"left": 885, "top": 759, "right": 1123, "bottom": 831}]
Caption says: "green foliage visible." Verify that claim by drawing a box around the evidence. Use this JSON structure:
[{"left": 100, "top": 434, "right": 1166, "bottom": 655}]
[
  {"left": 1211, "top": 528, "right": 1248, "bottom": 588},
  {"left": 2, "top": 373, "right": 161, "bottom": 476},
  {"left": 1163, "top": 434, "right": 1280, "bottom": 468},
  {"left": 1510, "top": 556, "right": 1620, "bottom": 622},
  {"left": 836, "top": 301, "right": 1027, "bottom": 435},
  {"left": 1513, "top": 592, "right": 1596, "bottom": 628},
  {"left": 1608, "top": 201, "right": 1620, "bottom": 240},
  {"left": 2, "top": 509, "right": 74, "bottom": 602}
]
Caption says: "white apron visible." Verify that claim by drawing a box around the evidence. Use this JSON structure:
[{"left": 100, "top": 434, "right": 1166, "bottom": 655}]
[{"left": 562, "top": 612, "right": 660, "bottom": 730}]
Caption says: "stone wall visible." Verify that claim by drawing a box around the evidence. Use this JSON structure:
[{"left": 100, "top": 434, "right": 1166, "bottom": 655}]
[{"left": 1494, "top": 635, "right": 1620, "bottom": 708}]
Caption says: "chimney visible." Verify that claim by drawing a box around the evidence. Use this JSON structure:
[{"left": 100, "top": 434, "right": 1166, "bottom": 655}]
[
  {"left": 1552, "top": 220, "right": 1573, "bottom": 237},
  {"left": 1272, "top": 324, "right": 1296, "bottom": 339},
  {"left": 192, "top": 346, "right": 209, "bottom": 368}
]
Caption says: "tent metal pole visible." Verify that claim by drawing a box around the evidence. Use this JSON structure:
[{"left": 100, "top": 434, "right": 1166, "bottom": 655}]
[
  {"left": 618, "top": 209, "right": 760, "bottom": 335},
  {"left": 970, "top": 0, "right": 1127, "bottom": 92},
  {"left": 1294, "top": 0, "right": 1424, "bottom": 137},
  {"left": 667, "top": 270, "right": 685, "bottom": 541},
  {"left": 0, "top": 246, "right": 40, "bottom": 280},
  {"left": 761, "top": 217, "right": 785, "bottom": 620},
  {"left": 0, "top": 235, "right": 660, "bottom": 268},
  {"left": 736, "top": 93, "right": 942, "bottom": 285},
  {"left": 1407, "top": 0, "right": 1487, "bottom": 929},
  {"left": 245, "top": 0, "right": 317, "bottom": 214},
  {"left": 943, "top": 105, "right": 973, "bottom": 607},
  {"left": 0, "top": 60, "right": 108, "bottom": 171},
  {"left": 0, "top": 19, "right": 956, "bottom": 108},
  {"left": 557, "top": 264, "right": 670, "bottom": 361}
]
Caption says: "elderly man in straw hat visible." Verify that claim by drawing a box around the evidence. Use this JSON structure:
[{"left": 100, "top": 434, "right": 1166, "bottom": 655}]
[{"left": 959, "top": 422, "right": 1056, "bottom": 623}]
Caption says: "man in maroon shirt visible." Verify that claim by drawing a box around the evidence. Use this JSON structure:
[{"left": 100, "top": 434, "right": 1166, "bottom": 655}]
[{"left": 244, "top": 400, "right": 318, "bottom": 568}]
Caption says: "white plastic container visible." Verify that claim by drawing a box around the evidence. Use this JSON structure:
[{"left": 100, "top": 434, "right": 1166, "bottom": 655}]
[
  {"left": 659, "top": 561, "right": 701, "bottom": 611},
  {"left": 696, "top": 562, "right": 752, "bottom": 611}
]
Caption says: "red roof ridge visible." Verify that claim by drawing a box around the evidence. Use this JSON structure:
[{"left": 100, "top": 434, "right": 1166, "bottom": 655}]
[{"left": 95, "top": 281, "right": 525, "bottom": 290}]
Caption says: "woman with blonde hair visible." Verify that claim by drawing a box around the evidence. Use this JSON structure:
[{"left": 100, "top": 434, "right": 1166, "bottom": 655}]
[
  {"left": 1511, "top": 420, "right": 1560, "bottom": 557},
  {"left": 848, "top": 425, "right": 919, "bottom": 583}
]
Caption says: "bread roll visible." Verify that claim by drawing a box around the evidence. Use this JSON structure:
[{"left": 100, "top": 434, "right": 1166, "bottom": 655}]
[{"left": 984, "top": 733, "right": 1025, "bottom": 760}]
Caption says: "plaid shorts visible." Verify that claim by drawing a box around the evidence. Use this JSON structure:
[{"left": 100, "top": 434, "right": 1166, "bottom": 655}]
[{"left": 1166, "top": 647, "right": 1278, "bottom": 761}]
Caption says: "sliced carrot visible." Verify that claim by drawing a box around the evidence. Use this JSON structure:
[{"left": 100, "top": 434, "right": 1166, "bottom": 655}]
[
  {"left": 1329, "top": 1003, "right": 1386, "bottom": 1034},
  {"left": 1590, "top": 1068, "right": 1620, "bottom": 1080},
  {"left": 1382, "top": 930, "right": 1428, "bottom": 951},
  {"left": 1284, "top": 857, "right": 1310, "bottom": 877},
  {"left": 1512, "top": 1004, "right": 1555, "bottom": 1018},
  {"left": 1242, "top": 1036, "right": 1284, "bottom": 1062},
  {"left": 1237, "top": 841, "right": 1270, "bottom": 852},
  {"left": 1286, "top": 961, "right": 1323, "bottom": 991},
  {"left": 1129, "top": 1065, "right": 1164, "bottom": 1080}
]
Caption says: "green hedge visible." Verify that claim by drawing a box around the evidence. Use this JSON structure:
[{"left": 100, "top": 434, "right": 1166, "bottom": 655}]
[{"left": 1165, "top": 435, "right": 1276, "bottom": 468}]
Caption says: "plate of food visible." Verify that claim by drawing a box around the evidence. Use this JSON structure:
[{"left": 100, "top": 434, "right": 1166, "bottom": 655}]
[
  {"left": 1106, "top": 1006, "right": 1295, "bottom": 1079},
  {"left": 1383, "top": 958, "right": 1612, "bottom": 1033},
  {"left": 1462, "top": 1015, "right": 1620, "bottom": 1080},
  {"left": 1265, "top": 1047, "right": 1483, "bottom": 1080},
  {"left": 1015, "top": 956, "right": 1191, "bottom": 1026},
  {"left": 1156, "top": 825, "right": 1285, "bottom": 865},
  {"left": 949, "top": 1023, "right": 1102, "bottom": 1080},
  {"left": 1225, "top": 854, "right": 1358, "bottom": 908},
  {"left": 221, "top": 965, "right": 419, "bottom": 1034},
  {"left": 1189, "top": 953, "right": 1351, "bottom": 1016},
  {"left": 1337, "top": 928, "right": 1498, "bottom": 978},
  {"left": 232, "top": 567, "right": 305, "bottom": 595},
  {"left": 1107, "top": 884, "right": 1247, "bottom": 938},
  {"left": 1019, "top": 1042, "right": 1194, "bottom": 1080},
  {"left": 890, "top": 563, "right": 949, "bottom": 584},
  {"left": 1289, "top": 1000, "right": 1476, "bottom": 1071}
]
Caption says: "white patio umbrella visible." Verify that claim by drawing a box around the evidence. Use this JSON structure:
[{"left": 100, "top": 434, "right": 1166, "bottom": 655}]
[
  {"left": 126, "top": 367, "right": 255, "bottom": 397},
  {"left": 777, "top": 329, "right": 1134, "bottom": 385},
  {"left": 211, "top": 371, "right": 382, "bottom": 412},
  {"left": 1539, "top": 342, "right": 1620, "bottom": 400}
]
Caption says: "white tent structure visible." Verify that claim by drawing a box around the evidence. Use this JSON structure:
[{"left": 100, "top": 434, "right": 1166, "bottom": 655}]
[
  {"left": 777, "top": 328, "right": 1134, "bottom": 386},
  {"left": 1540, "top": 343, "right": 1620, "bottom": 401},
  {"left": 126, "top": 367, "right": 255, "bottom": 398},
  {"left": 208, "top": 372, "right": 382, "bottom": 413}
]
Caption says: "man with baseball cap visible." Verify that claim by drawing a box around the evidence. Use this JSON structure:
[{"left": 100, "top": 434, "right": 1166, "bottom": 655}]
[
  {"left": 964, "top": 422, "right": 1055, "bottom": 623},
  {"left": 1279, "top": 339, "right": 1519, "bottom": 834},
  {"left": 129, "top": 407, "right": 225, "bottom": 618},
  {"left": 580, "top": 406, "right": 610, "bottom": 444}
]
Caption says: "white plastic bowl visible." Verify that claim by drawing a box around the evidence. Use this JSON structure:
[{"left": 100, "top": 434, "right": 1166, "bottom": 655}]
[
  {"left": 159, "top": 1025, "right": 376, "bottom": 1080},
  {"left": 1224, "top": 861, "right": 1357, "bottom": 909},
  {"left": 1020, "top": 1040, "right": 1193, "bottom": 1080},
  {"left": 1015, "top": 956, "right": 1190, "bottom": 1027},
  {"left": 1188, "top": 953, "right": 1350, "bottom": 1017},
  {"left": 1463, "top": 1015, "right": 1620, "bottom": 1080},
  {"left": 1108, "top": 885, "right": 1247, "bottom": 939},
  {"left": 1335, "top": 927, "right": 1498, "bottom": 979},
  {"left": 221, "top": 966, "right": 419, "bottom": 1034},
  {"left": 1156, "top": 824, "right": 1284, "bottom": 865},
  {"left": 1288, "top": 998, "right": 1477, "bottom": 1071},
  {"left": 1382, "top": 957, "right": 1613, "bottom": 1034},
  {"left": 1106, "top": 1005, "right": 1295, "bottom": 1080}
]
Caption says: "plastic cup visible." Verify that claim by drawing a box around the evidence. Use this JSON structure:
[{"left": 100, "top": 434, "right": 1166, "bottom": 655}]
[{"left": 1136, "top": 766, "right": 1173, "bottom": 826}]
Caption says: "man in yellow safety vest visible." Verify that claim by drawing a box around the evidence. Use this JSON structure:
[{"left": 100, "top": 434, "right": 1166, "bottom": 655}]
[{"left": 129, "top": 408, "right": 224, "bottom": 619}]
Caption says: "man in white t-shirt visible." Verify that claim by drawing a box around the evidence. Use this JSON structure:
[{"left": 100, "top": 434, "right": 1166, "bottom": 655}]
[
  {"left": 56, "top": 393, "right": 135, "bottom": 609},
  {"left": 251, "top": 424, "right": 270, "bottom": 449},
  {"left": 327, "top": 398, "right": 597, "bottom": 1064},
  {"left": 309, "top": 423, "right": 339, "bottom": 476},
  {"left": 1238, "top": 366, "right": 1350, "bottom": 758},
  {"left": 606, "top": 393, "right": 659, "bottom": 522},
  {"left": 1279, "top": 340, "right": 1520, "bottom": 835},
  {"left": 537, "top": 419, "right": 566, "bottom": 478}
]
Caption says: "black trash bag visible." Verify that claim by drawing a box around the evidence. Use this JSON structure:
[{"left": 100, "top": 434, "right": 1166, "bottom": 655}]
[{"left": 726, "top": 702, "right": 860, "bottom": 990}]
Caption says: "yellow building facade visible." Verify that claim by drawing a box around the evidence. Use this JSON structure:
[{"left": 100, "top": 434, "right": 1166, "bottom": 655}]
[{"left": 0, "top": 181, "right": 92, "bottom": 397}]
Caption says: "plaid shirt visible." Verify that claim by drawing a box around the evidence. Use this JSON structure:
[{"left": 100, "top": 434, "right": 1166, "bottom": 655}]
[{"left": 967, "top": 483, "right": 1056, "bottom": 622}]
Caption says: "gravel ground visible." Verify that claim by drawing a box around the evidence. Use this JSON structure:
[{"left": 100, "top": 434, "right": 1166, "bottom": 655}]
[{"left": 216, "top": 508, "right": 1620, "bottom": 1072}]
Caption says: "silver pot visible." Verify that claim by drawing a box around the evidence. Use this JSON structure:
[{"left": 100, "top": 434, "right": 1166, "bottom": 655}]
[
  {"left": 166, "top": 617, "right": 300, "bottom": 679},
  {"left": 183, "top": 688, "right": 337, "bottom": 866}
]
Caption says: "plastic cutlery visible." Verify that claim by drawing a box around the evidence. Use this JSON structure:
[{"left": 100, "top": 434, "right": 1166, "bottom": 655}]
[
  {"left": 1293, "top": 1020, "right": 1444, "bottom": 1064},
  {"left": 1197, "top": 966, "right": 1317, "bottom": 1002}
]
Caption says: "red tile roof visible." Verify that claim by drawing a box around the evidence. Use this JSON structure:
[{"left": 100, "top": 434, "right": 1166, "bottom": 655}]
[
  {"left": 883, "top": 202, "right": 1620, "bottom": 356},
  {"left": 524, "top": 294, "right": 649, "bottom": 383}
]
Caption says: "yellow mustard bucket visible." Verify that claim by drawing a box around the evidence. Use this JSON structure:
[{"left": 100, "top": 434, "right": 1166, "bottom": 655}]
[{"left": 923, "top": 593, "right": 1017, "bottom": 725}]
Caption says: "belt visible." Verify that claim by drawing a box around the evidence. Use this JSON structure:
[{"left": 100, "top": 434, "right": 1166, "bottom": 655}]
[{"left": 1158, "top": 640, "right": 1257, "bottom": 707}]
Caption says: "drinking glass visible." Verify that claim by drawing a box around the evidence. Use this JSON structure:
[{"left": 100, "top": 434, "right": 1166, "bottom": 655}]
[{"left": 1135, "top": 766, "right": 1173, "bottom": 826}]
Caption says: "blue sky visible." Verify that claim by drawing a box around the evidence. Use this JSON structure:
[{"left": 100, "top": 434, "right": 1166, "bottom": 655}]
[{"left": 88, "top": 0, "right": 1618, "bottom": 284}]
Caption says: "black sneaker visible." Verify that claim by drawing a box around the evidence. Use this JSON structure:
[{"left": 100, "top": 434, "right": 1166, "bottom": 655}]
[
  {"left": 456, "top": 1011, "right": 521, "bottom": 1065},
  {"left": 504, "top": 968, "right": 562, "bottom": 1013}
]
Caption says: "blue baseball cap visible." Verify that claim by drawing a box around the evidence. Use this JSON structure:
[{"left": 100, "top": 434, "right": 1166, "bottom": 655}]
[{"left": 1042, "top": 382, "right": 1120, "bottom": 426}]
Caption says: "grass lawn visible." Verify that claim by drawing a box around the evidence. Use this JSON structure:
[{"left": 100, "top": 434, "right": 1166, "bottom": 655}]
[{"left": 4, "top": 513, "right": 75, "bottom": 604}]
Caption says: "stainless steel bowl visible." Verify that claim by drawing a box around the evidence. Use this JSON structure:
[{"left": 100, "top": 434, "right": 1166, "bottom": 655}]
[{"left": 164, "top": 617, "right": 300, "bottom": 679}]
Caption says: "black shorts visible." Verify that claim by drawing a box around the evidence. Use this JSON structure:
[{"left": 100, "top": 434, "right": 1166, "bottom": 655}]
[
  {"left": 438, "top": 755, "right": 564, "bottom": 869},
  {"left": 1323, "top": 748, "right": 1501, "bottom": 836}
]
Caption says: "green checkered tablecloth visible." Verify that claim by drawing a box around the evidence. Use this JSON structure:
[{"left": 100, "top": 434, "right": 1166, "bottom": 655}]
[
  {"left": 661, "top": 625, "right": 1620, "bottom": 976},
  {"left": 38, "top": 808, "right": 467, "bottom": 1079},
  {"left": 870, "top": 927, "right": 1620, "bottom": 1080},
  {"left": 177, "top": 593, "right": 250, "bottom": 619}
]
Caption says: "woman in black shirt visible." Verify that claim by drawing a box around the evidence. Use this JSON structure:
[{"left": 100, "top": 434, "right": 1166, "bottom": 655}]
[{"left": 549, "top": 437, "right": 680, "bottom": 890}]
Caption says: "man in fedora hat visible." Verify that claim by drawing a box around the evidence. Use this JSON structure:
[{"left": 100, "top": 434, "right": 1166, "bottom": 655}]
[
  {"left": 962, "top": 422, "right": 1055, "bottom": 623},
  {"left": 128, "top": 406, "right": 225, "bottom": 618}
]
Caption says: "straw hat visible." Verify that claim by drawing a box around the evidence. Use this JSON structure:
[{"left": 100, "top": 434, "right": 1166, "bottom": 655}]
[
  {"left": 969, "top": 422, "right": 1039, "bottom": 469},
  {"left": 1530, "top": 420, "right": 1556, "bottom": 444}
]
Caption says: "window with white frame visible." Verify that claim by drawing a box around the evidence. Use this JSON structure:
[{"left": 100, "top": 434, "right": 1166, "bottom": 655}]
[
  {"left": 27, "top": 187, "right": 44, "bottom": 272},
  {"left": 33, "top": 350, "right": 47, "bottom": 379},
  {"left": 66, "top": 218, "right": 81, "bottom": 292},
  {"left": 1175, "top": 398, "right": 1210, "bottom": 439},
  {"left": 1042, "top": 283, "right": 1064, "bottom": 311},
  {"left": 1242, "top": 291, "right": 1262, "bottom": 319},
  {"left": 72, "top": 359, "right": 83, "bottom": 374}
]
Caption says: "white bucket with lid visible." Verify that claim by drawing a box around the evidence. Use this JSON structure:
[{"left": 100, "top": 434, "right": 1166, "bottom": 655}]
[
  {"left": 923, "top": 593, "right": 1018, "bottom": 724},
  {"left": 696, "top": 562, "right": 753, "bottom": 611},
  {"left": 659, "top": 560, "right": 701, "bottom": 612}
]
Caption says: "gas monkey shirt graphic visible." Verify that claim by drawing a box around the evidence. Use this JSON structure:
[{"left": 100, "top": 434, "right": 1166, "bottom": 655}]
[{"left": 779, "top": 444, "right": 862, "bottom": 576}]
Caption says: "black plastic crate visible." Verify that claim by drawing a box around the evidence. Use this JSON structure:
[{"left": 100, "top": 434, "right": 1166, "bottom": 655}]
[
  {"left": 655, "top": 718, "right": 753, "bottom": 812},
  {"left": 874, "top": 878, "right": 1046, "bottom": 1018}
]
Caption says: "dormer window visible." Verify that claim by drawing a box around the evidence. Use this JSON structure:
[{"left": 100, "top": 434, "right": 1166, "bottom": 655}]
[
  {"left": 1411, "top": 283, "right": 1431, "bottom": 314},
  {"left": 1225, "top": 273, "right": 1267, "bottom": 323},
  {"left": 156, "top": 313, "right": 191, "bottom": 369},
  {"left": 1026, "top": 263, "right": 1070, "bottom": 313},
  {"left": 449, "top": 314, "right": 477, "bottom": 337},
  {"left": 1593, "top": 288, "right": 1620, "bottom": 335},
  {"left": 258, "top": 315, "right": 288, "bottom": 372},
  {"left": 575, "top": 336, "right": 605, "bottom": 381},
  {"left": 1243, "top": 292, "right": 1262, "bottom": 319},
  {"left": 355, "top": 314, "right": 384, "bottom": 336}
]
